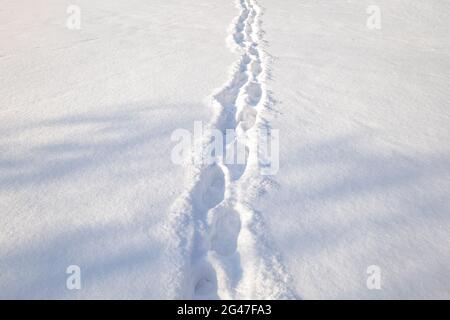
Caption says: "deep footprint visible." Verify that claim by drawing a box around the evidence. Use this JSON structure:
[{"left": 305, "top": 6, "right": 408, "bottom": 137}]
[
  {"left": 210, "top": 204, "right": 242, "bottom": 256},
  {"left": 226, "top": 143, "right": 249, "bottom": 181}
]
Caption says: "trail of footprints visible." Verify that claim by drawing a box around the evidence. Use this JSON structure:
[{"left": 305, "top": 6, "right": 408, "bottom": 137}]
[{"left": 191, "top": 0, "right": 264, "bottom": 299}]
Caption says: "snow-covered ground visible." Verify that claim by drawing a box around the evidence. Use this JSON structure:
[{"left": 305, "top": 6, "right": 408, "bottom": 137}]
[
  {"left": 260, "top": 0, "right": 450, "bottom": 299},
  {"left": 1, "top": 0, "right": 449, "bottom": 299}
]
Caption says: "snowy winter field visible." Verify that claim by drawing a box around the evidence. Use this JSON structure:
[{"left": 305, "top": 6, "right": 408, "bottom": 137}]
[{"left": 1, "top": 0, "right": 449, "bottom": 299}]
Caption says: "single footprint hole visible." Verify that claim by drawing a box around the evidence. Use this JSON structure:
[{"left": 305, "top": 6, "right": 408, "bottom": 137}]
[
  {"left": 242, "top": 54, "right": 251, "bottom": 65},
  {"left": 195, "top": 277, "right": 214, "bottom": 296},
  {"left": 226, "top": 141, "right": 249, "bottom": 181},
  {"left": 200, "top": 164, "right": 225, "bottom": 210},
  {"left": 246, "top": 82, "right": 262, "bottom": 106},
  {"left": 210, "top": 206, "right": 242, "bottom": 256},
  {"left": 234, "top": 32, "right": 244, "bottom": 44},
  {"left": 237, "top": 106, "right": 257, "bottom": 132}
]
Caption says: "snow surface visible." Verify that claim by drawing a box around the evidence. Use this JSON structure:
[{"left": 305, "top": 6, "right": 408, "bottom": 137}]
[{"left": 1, "top": 0, "right": 450, "bottom": 299}]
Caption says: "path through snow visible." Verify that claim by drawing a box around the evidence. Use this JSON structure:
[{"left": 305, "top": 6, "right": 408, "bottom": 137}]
[{"left": 168, "top": 0, "right": 296, "bottom": 300}]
